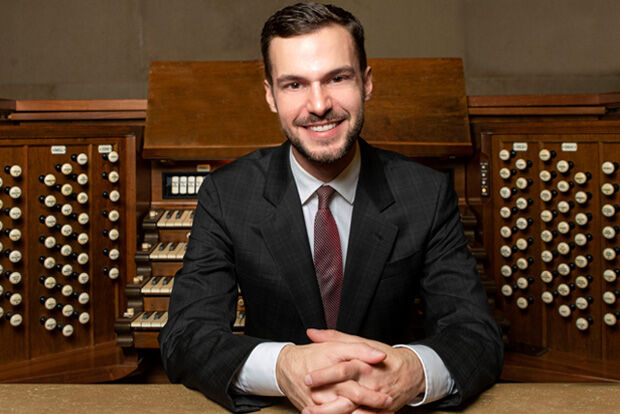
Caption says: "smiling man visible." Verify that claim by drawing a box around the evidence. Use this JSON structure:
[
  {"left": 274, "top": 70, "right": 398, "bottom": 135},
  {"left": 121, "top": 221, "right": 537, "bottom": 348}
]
[{"left": 159, "top": 3, "right": 503, "bottom": 413}]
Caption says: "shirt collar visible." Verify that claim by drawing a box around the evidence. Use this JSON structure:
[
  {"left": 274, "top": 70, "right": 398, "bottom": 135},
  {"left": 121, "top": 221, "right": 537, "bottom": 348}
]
[{"left": 289, "top": 141, "right": 361, "bottom": 206}]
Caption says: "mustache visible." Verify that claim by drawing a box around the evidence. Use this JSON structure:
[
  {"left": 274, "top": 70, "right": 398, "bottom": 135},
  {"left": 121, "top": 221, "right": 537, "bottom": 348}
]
[{"left": 293, "top": 111, "right": 349, "bottom": 127}]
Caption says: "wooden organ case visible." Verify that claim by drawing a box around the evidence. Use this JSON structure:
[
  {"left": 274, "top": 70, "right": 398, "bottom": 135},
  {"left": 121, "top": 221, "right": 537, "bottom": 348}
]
[
  {"left": 469, "top": 95, "right": 620, "bottom": 382},
  {"left": 114, "top": 59, "right": 482, "bottom": 359},
  {"left": 0, "top": 120, "right": 145, "bottom": 382}
]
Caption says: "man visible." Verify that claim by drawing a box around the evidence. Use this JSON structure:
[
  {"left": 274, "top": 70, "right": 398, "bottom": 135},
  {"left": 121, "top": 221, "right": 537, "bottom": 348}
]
[{"left": 159, "top": 3, "right": 502, "bottom": 413}]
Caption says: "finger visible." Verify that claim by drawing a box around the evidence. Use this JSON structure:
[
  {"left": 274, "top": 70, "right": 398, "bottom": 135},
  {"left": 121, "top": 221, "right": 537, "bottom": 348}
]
[
  {"left": 305, "top": 360, "right": 366, "bottom": 387},
  {"left": 302, "top": 396, "right": 357, "bottom": 414},
  {"left": 310, "top": 339, "right": 386, "bottom": 365},
  {"left": 329, "top": 380, "right": 393, "bottom": 410},
  {"left": 307, "top": 329, "right": 363, "bottom": 344},
  {"left": 352, "top": 409, "right": 392, "bottom": 414}
]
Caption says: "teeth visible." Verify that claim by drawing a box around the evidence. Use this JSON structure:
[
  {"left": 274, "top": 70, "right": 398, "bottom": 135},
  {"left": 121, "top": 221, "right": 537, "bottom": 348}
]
[{"left": 309, "top": 123, "right": 337, "bottom": 132}]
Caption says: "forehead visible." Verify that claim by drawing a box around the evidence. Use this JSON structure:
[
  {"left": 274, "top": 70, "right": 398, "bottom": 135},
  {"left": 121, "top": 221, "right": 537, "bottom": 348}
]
[{"left": 268, "top": 25, "right": 358, "bottom": 80}]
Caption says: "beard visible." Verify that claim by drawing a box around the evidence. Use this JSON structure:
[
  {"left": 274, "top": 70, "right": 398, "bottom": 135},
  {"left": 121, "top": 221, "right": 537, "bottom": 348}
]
[{"left": 282, "top": 107, "right": 365, "bottom": 166}]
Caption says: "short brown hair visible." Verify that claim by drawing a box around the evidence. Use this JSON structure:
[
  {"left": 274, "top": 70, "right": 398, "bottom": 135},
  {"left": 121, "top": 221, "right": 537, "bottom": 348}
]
[{"left": 261, "top": 2, "right": 367, "bottom": 85}]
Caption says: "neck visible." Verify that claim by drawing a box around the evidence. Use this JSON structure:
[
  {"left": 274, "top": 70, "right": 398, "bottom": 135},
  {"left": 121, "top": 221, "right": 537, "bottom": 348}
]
[{"left": 292, "top": 144, "right": 357, "bottom": 182}]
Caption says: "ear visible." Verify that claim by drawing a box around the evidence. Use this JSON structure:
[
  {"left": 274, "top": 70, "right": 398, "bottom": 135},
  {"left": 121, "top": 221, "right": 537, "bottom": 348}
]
[
  {"left": 264, "top": 79, "right": 278, "bottom": 113},
  {"left": 363, "top": 66, "right": 373, "bottom": 101}
]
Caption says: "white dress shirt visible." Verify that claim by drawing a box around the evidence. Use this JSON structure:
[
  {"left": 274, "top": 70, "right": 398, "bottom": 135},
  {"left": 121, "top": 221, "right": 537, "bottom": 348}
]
[{"left": 232, "top": 143, "right": 455, "bottom": 405}]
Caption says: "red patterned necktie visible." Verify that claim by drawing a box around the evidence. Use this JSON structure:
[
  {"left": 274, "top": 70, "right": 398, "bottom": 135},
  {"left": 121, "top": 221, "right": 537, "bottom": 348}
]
[{"left": 314, "top": 185, "right": 343, "bottom": 329}]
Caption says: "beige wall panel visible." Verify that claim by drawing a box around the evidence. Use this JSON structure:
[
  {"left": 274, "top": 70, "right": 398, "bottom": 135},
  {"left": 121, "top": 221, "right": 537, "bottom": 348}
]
[{"left": 0, "top": 0, "right": 618, "bottom": 99}]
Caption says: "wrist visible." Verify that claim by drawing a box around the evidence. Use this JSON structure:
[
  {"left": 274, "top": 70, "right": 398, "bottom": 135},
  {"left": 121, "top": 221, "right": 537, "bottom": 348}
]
[
  {"left": 395, "top": 346, "right": 426, "bottom": 397},
  {"left": 275, "top": 344, "right": 295, "bottom": 391}
]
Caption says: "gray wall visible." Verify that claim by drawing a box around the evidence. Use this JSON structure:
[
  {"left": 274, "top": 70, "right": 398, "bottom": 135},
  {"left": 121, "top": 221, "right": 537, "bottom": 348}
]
[{"left": 2, "top": 0, "right": 619, "bottom": 99}]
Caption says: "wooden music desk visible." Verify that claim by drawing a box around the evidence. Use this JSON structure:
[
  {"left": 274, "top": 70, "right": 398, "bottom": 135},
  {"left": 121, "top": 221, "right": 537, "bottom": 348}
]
[{"left": 1, "top": 383, "right": 618, "bottom": 413}]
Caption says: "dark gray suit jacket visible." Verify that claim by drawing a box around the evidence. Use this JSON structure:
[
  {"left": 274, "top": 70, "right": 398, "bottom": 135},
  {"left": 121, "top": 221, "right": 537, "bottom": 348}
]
[{"left": 159, "top": 139, "right": 503, "bottom": 412}]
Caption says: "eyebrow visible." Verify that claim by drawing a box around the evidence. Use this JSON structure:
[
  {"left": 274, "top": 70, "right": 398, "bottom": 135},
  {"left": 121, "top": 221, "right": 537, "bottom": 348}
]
[{"left": 275, "top": 66, "right": 357, "bottom": 86}]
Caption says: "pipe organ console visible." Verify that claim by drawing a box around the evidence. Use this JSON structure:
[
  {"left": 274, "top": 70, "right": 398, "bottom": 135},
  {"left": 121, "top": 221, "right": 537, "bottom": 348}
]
[
  {"left": 2, "top": 65, "right": 620, "bottom": 385},
  {"left": 0, "top": 124, "right": 144, "bottom": 383},
  {"left": 115, "top": 161, "right": 247, "bottom": 348}
]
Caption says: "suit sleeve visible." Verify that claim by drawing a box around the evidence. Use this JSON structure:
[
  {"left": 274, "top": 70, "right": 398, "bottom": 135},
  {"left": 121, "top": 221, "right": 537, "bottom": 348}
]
[
  {"left": 158, "top": 175, "right": 274, "bottom": 412},
  {"left": 414, "top": 174, "right": 503, "bottom": 407}
]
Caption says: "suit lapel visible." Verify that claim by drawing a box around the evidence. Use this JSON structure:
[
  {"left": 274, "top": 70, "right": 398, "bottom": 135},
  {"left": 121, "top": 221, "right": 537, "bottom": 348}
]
[
  {"left": 338, "top": 140, "right": 398, "bottom": 333},
  {"left": 257, "top": 143, "right": 327, "bottom": 329}
]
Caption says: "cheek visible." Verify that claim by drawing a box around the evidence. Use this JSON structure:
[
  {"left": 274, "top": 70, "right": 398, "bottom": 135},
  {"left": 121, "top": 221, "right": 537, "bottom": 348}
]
[{"left": 274, "top": 96, "right": 302, "bottom": 123}]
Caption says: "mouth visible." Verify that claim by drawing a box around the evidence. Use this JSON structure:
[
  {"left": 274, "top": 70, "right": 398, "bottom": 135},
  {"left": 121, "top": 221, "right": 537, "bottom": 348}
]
[{"left": 307, "top": 122, "right": 340, "bottom": 132}]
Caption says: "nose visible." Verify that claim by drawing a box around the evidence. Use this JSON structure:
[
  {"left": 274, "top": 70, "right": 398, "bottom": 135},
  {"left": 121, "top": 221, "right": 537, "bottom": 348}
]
[{"left": 306, "top": 83, "right": 332, "bottom": 116}]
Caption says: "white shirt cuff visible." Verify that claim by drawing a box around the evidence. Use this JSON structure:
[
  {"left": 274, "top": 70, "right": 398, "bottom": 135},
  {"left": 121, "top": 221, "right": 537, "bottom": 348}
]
[
  {"left": 394, "top": 344, "right": 455, "bottom": 406},
  {"left": 231, "top": 342, "right": 291, "bottom": 396}
]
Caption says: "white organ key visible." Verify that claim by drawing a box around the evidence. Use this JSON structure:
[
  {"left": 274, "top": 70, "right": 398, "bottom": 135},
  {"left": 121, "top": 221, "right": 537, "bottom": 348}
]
[
  {"left": 149, "top": 242, "right": 167, "bottom": 260},
  {"left": 170, "top": 210, "right": 184, "bottom": 227},
  {"left": 153, "top": 311, "right": 168, "bottom": 328},
  {"left": 178, "top": 243, "right": 188, "bottom": 260},
  {"left": 172, "top": 242, "right": 186, "bottom": 260},
  {"left": 161, "top": 277, "right": 174, "bottom": 294},
  {"left": 141, "top": 277, "right": 159, "bottom": 294},
  {"left": 179, "top": 210, "right": 193, "bottom": 227},
  {"left": 189, "top": 210, "right": 195, "bottom": 226},
  {"left": 188, "top": 176, "right": 196, "bottom": 194},
  {"left": 143, "top": 312, "right": 158, "bottom": 328},
  {"left": 153, "top": 277, "right": 169, "bottom": 294},
  {"left": 196, "top": 176, "right": 204, "bottom": 193},
  {"left": 157, "top": 210, "right": 174, "bottom": 227}
]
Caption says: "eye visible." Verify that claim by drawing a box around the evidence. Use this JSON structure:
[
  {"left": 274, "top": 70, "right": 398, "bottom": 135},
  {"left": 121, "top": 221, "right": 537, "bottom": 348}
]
[
  {"left": 285, "top": 82, "right": 302, "bottom": 90},
  {"left": 330, "top": 74, "right": 350, "bottom": 84}
]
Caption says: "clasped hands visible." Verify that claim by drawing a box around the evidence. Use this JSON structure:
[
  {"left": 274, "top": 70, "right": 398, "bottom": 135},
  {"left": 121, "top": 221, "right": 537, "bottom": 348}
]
[{"left": 276, "top": 329, "right": 425, "bottom": 414}]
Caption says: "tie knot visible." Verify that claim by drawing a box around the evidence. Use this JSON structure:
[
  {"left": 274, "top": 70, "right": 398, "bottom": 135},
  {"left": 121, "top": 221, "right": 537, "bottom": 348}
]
[{"left": 316, "top": 185, "right": 336, "bottom": 210}]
